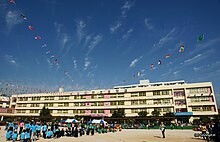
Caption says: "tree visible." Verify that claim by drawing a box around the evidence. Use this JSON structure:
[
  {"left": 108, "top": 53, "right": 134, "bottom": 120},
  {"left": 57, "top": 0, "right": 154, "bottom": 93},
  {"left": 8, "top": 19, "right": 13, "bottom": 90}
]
[
  {"left": 138, "top": 111, "right": 148, "bottom": 117},
  {"left": 111, "top": 109, "right": 125, "bottom": 118},
  {"left": 39, "top": 106, "right": 52, "bottom": 121},
  {"left": 151, "top": 110, "right": 160, "bottom": 116}
]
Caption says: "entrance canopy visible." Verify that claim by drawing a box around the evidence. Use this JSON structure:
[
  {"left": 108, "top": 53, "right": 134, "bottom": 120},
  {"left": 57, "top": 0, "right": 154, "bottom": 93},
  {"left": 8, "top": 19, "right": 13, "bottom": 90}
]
[{"left": 174, "top": 112, "right": 193, "bottom": 116}]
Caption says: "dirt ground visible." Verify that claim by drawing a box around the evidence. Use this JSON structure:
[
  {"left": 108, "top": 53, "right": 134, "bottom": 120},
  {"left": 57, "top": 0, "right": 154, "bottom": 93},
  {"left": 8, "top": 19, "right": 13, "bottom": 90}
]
[{"left": 0, "top": 126, "right": 205, "bottom": 142}]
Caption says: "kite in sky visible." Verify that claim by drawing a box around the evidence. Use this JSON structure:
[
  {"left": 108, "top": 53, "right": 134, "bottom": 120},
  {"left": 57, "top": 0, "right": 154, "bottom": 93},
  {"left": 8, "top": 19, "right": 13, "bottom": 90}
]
[
  {"left": 21, "top": 14, "right": 27, "bottom": 20},
  {"left": 179, "top": 45, "right": 184, "bottom": 52},
  {"left": 166, "top": 54, "right": 171, "bottom": 58},
  {"left": 158, "top": 60, "right": 162, "bottom": 65},
  {"left": 28, "top": 26, "right": 34, "bottom": 30},
  {"left": 8, "top": 0, "right": 16, "bottom": 5},
  {"left": 41, "top": 44, "right": 47, "bottom": 48},
  {"left": 198, "top": 34, "right": 205, "bottom": 42},
  {"left": 46, "top": 50, "right": 51, "bottom": 54},
  {"left": 34, "top": 36, "right": 41, "bottom": 40},
  {"left": 137, "top": 72, "right": 141, "bottom": 76},
  {"left": 150, "top": 64, "right": 154, "bottom": 70}
]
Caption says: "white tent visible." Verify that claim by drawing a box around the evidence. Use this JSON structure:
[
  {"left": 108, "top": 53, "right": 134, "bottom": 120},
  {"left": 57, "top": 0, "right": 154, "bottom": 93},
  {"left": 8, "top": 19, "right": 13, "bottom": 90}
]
[
  {"left": 91, "top": 119, "right": 107, "bottom": 124},
  {"left": 65, "top": 119, "right": 78, "bottom": 123}
]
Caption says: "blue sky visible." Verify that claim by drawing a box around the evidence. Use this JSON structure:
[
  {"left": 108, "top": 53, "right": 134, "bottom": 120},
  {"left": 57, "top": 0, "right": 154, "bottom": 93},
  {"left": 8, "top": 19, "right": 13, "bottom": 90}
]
[{"left": 0, "top": 0, "right": 220, "bottom": 105}]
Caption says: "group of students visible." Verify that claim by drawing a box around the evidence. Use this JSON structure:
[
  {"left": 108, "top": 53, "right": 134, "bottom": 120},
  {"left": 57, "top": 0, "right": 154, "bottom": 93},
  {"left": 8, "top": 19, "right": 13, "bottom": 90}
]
[
  {"left": 5, "top": 121, "right": 63, "bottom": 141},
  {"left": 5, "top": 120, "right": 114, "bottom": 141}
]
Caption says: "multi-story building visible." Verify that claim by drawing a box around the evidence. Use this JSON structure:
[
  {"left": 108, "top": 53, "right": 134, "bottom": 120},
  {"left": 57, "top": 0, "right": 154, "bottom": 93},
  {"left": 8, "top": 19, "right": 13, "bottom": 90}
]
[
  {"left": 9, "top": 80, "right": 218, "bottom": 122},
  {"left": 0, "top": 94, "right": 10, "bottom": 108}
]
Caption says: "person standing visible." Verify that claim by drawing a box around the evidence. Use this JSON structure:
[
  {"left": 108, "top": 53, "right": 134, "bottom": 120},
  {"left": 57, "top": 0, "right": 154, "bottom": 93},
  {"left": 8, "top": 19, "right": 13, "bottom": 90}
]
[
  {"left": 160, "top": 122, "right": 166, "bottom": 138},
  {"left": 19, "top": 121, "right": 24, "bottom": 134}
]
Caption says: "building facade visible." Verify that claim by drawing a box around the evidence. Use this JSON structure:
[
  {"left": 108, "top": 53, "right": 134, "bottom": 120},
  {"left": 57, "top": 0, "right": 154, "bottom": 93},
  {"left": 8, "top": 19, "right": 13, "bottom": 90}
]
[{"left": 9, "top": 80, "right": 218, "bottom": 121}]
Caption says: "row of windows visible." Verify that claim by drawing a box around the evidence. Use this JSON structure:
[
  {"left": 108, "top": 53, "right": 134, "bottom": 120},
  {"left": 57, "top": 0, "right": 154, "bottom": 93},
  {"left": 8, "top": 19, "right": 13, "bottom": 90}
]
[
  {"left": 191, "top": 106, "right": 212, "bottom": 111},
  {"left": 190, "top": 97, "right": 211, "bottom": 102},
  {"left": 16, "top": 91, "right": 159, "bottom": 102},
  {"left": 153, "top": 90, "right": 171, "bottom": 96},
  {"left": 188, "top": 88, "right": 209, "bottom": 94}
]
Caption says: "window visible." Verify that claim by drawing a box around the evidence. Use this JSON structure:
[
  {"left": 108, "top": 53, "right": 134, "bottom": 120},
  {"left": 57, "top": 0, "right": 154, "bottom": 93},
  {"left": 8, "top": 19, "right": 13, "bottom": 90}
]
[
  {"left": 110, "top": 102, "right": 117, "bottom": 106},
  {"left": 64, "top": 103, "right": 69, "bottom": 107},
  {"left": 49, "top": 103, "right": 53, "bottom": 107},
  {"left": 58, "top": 110, "right": 68, "bottom": 114},
  {"left": 202, "top": 106, "right": 212, "bottom": 111},
  {"left": 131, "top": 100, "right": 138, "bottom": 105},
  {"left": 91, "top": 95, "right": 97, "bottom": 99},
  {"left": 80, "top": 95, "right": 86, "bottom": 99},
  {"left": 117, "top": 94, "right": 124, "bottom": 98},
  {"left": 131, "top": 93, "right": 138, "bottom": 97},
  {"left": 30, "top": 110, "right": 34, "bottom": 113},
  {"left": 34, "top": 110, "right": 39, "bottom": 113},
  {"left": 73, "top": 110, "right": 78, "bottom": 114},
  {"left": 91, "top": 102, "right": 97, "bottom": 106},
  {"left": 110, "top": 109, "right": 116, "bottom": 113},
  {"left": 49, "top": 97, "right": 54, "bottom": 100},
  {"left": 118, "top": 101, "right": 124, "bottom": 105},
  {"left": 131, "top": 109, "right": 139, "bottom": 113},
  {"left": 110, "top": 95, "right": 117, "bottom": 98},
  {"left": 49, "top": 110, "right": 53, "bottom": 114},
  {"left": 139, "top": 92, "right": 146, "bottom": 96},
  {"left": 91, "top": 110, "right": 97, "bottom": 113},
  {"left": 80, "top": 103, "right": 85, "bottom": 106},
  {"left": 139, "top": 100, "right": 146, "bottom": 104},
  {"left": 30, "top": 104, "right": 39, "bottom": 107},
  {"left": 161, "top": 90, "right": 170, "bottom": 95},
  {"left": 163, "top": 108, "right": 171, "bottom": 112},
  {"left": 192, "top": 107, "right": 201, "bottom": 111},
  {"left": 98, "top": 110, "right": 104, "bottom": 113},
  {"left": 153, "top": 91, "right": 160, "bottom": 96},
  {"left": 63, "top": 110, "right": 68, "bottom": 114},
  {"left": 98, "top": 102, "right": 104, "bottom": 106},
  {"left": 162, "top": 99, "right": 171, "bottom": 104},
  {"left": 74, "top": 95, "right": 79, "bottom": 99},
  {"left": 74, "top": 103, "right": 79, "bottom": 106},
  {"left": 80, "top": 110, "right": 85, "bottom": 114},
  {"left": 188, "top": 88, "right": 209, "bottom": 94},
  {"left": 97, "top": 95, "right": 104, "bottom": 99}
]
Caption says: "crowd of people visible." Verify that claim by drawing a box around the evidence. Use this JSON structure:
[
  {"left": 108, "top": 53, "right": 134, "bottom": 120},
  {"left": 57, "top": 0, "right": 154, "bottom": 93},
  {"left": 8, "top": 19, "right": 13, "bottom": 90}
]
[{"left": 4, "top": 120, "right": 121, "bottom": 141}]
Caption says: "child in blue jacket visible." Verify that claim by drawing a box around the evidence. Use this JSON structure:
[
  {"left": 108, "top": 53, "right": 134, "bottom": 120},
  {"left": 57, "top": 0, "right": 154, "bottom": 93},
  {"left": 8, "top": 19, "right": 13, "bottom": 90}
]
[
  {"left": 12, "top": 131, "right": 18, "bottom": 142},
  {"left": 6, "top": 129, "right": 12, "bottom": 140}
]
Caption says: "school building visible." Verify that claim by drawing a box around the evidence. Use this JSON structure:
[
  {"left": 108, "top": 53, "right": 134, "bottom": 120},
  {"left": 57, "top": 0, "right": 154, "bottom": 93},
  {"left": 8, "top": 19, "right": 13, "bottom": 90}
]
[{"left": 8, "top": 80, "right": 218, "bottom": 122}]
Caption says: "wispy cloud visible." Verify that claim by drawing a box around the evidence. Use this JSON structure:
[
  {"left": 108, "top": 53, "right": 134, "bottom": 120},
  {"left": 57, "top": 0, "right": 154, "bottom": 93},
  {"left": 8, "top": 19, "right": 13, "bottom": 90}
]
[
  {"left": 5, "top": 11, "right": 23, "bottom": 33},
  {"left": 153, "top": 27, "right": 177, "bottom": 49},
  {"left": 54, "top": 22, "right": 71, "bottom": 49},
  {"left": 84, "top": 35, "right": 91, "bottom": 47},
  {"left": 172, "top": 71, "right": 180, "bottom": 76},
  {"left": 184, "top": 49, "right": 214, "bottom": 65},
  {"left": 84, "top": 57, "right": 91, "bottom": 71},
  {"left": 76, "top": 20, "right": 86, "bottom": 44},
  {"left": 54, "top": 22, "right": 74, "bottom": 55},
  {"left": 4, "top": 54, "right": 18, "bottom": 66},
  {"left": 121, "top": 1, "right": 135, "bottom": 17},
  {"left": 110, "top": 21, "right": 122, "bottom": 33},
  {"left": 144, "top": 18, "right": 153, "bottom": 30},
  {"left": 184, "top": 54, "right": 202, "bottom": 63},
  {"left": 87, "top": 35, "right": 102, "bottom": 55},
  {"left": 129, "top": 56, "right": 143, "bottom": 68},
  {"left": 122, "top": 28, "right": 133, "bottom": 40},
  {"left": 110, "top": 1, "right": 135, "bottom": 33},
  {"left": 72, "top": 57, "right": 77, "bottom": 69}
]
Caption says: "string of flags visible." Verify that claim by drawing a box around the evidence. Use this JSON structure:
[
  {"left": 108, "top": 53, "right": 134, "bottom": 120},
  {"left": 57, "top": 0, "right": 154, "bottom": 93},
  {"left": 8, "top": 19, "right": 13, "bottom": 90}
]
[
  {"left": 117, "top": 33, "right": 205, "bottom": 85},
  {"left": 5, "top": 0, "right": 75, "bottom": 95},
  {"left": 6, "top": 0, "right": 206, "bottom": 89}
]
